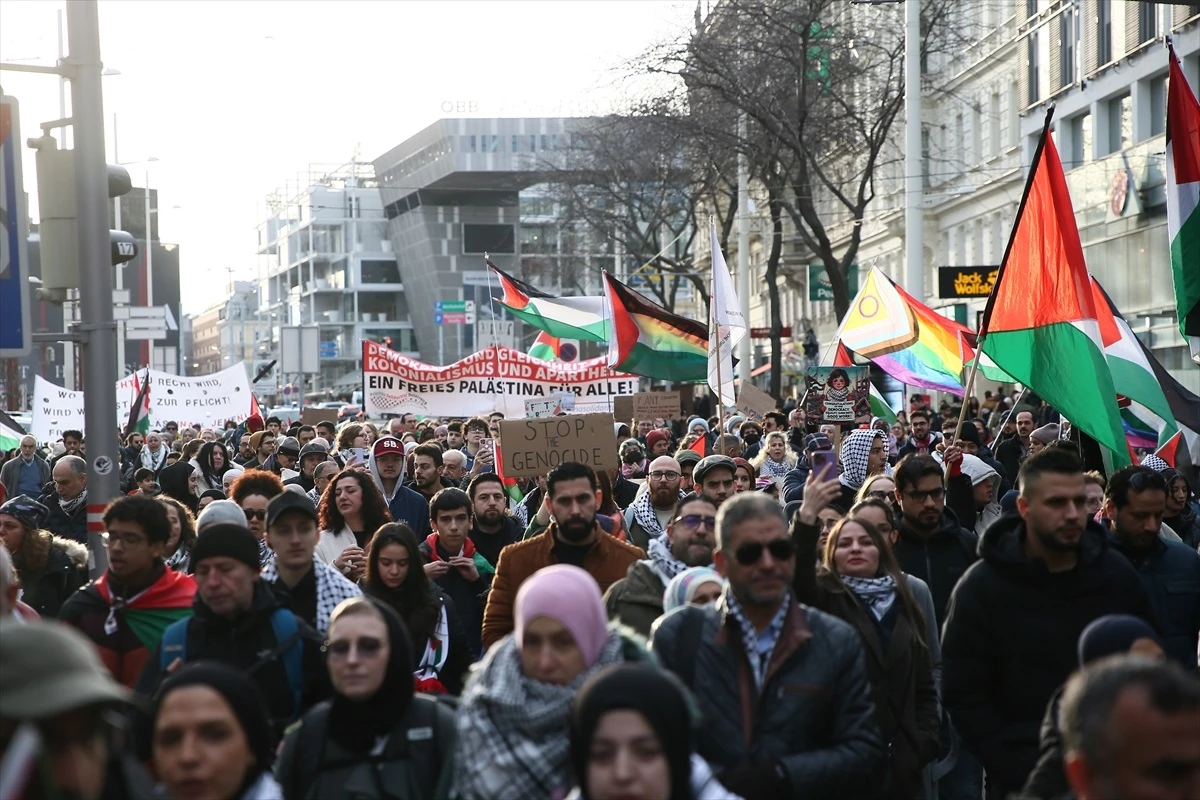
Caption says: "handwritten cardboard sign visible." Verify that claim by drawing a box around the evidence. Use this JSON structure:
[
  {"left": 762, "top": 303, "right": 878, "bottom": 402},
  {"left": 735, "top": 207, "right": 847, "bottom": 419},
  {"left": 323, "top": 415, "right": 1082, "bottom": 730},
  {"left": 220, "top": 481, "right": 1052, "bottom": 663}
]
[
  {"left": 632, "top": 391, "right": 681, "bottom": 421},
  {"left": 300, "top": 407, "right": 339, "bottom": 426},
  {"left": 613, "top": 396, "right": 634, "bottom": 426},
  {"left": 735, "top": 383, "right": 776, "bottom": 422},
  {"left": 499, "top": 412, "right": 618, "bottom": 477}
]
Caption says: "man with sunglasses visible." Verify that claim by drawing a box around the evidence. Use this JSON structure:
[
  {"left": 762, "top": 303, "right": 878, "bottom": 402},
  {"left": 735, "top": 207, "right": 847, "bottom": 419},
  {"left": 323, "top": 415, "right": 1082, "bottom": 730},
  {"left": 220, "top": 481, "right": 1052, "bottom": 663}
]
[
  {"left": 136, "top": 521, "right": 330, "bottom": 738},
  {"left": 650, "top": 493, "right": 883, "bottom": 799},
  {"left": 59, "top": 495, "right": 196, "bottom": 688},
  {"left": 606, "top": 493, "right": 718, "bottom": 637},
  {"left": 1101, "top": 466, "right": 1200, "bottom": 670},
  {"left": 941, "top": 448, "right": 1155, "bottom": 800}
]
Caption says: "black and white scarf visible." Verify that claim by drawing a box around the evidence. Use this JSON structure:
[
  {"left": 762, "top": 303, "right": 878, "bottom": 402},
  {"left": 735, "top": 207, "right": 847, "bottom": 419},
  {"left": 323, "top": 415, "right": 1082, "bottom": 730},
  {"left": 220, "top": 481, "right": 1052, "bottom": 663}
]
[
  {"left": 759, "top": 457, "right": 792, "bottom": 479},
  {"left": 454, "top": 631, "right": 627, "bottom": 799},
  {"left": 628, "top": 492, "right": 670, "bottom": 540},
  {"left": 840, "top": 573, "right": 897, "bottom": 621},
  {"left": 140, "top": 445, "right": 168, "bottom": 473},
  {"left": 645, "top": 536, "right": 688, "bottom": 585},
  {"left": 59, "top": 489, "right": 88, "bottom": 519},
  {"left": 165, "top": 546, "right": 190, "bottom": 573},
  {"left": 260, "top": 555, "right": 361, "bottom": 634}
]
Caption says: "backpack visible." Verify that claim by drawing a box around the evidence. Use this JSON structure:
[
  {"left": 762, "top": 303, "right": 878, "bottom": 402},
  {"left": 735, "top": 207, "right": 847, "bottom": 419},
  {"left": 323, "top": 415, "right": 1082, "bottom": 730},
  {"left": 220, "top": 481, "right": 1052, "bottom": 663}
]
[
  {"left": 159, "top": 608, "right": 304, "bottom": 715},
  {"left": 286, "top": 694, "right": 456, "bottom": 800}
]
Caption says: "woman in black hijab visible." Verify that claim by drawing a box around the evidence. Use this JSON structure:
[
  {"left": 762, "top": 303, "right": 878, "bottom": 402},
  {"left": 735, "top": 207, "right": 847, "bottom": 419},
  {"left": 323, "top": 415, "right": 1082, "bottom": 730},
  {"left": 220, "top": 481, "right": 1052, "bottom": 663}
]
[
  {"left": 157, "top": 460, "right": 199, "bottom": 516},
  {"left": 149, "top": 661, "right": 280, "bottom": 799},
  {"left": 275, "top": 596, "right": 458, "bottom": 799},
  {"left": 567, "top": 664, "right": 737, "bottom": 800}
]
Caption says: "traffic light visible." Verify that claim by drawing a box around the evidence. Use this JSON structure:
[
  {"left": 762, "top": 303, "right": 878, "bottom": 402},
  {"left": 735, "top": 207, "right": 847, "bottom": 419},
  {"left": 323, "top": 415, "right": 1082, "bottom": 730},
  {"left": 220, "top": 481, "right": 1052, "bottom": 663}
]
[{"left": 29, "top": 135, "right": 137, "bottom": 292}]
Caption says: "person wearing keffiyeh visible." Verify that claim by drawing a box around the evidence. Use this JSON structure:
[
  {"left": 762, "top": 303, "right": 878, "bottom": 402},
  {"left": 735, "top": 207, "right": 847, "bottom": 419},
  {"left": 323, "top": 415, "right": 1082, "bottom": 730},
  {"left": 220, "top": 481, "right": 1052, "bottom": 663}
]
[
  {"left": 623, "top": 456, "right": 685, "bottom": 550},
  {"left": 836, "top": 428, "right": 892, "bottom": 511},
  {"left": 59, "top": 495, "right": 196, "bottom": 687}
]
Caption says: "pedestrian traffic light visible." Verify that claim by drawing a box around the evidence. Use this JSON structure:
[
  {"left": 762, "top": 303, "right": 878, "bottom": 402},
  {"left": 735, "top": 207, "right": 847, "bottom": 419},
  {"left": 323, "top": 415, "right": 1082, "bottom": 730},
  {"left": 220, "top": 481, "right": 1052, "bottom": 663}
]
[{"left": 29, "top": 135, "right": 136, "bottom": 292}]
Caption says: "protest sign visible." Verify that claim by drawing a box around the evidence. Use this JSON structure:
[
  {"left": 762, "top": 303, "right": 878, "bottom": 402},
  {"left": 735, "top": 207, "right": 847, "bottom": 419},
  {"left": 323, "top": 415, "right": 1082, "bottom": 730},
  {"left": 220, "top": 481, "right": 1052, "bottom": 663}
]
[
  {"left": 735, "top": 384, "right": 776, "bottom": 423},
  {"left": 362, "top": 342, "right": 638, "bottom": 418},
  {"left": 632, "top": 391, "right": 681, "bottom": 421},
  {"left": 524, "top": 398, "right": 561, "bottom": 418},
  {"left": 805, "top": 366, "right": 870, "bottom": 425},
  {"left": 301, "top": 407, "right": 339, "bottom": 426},
  {"left": 613, "top": 396, "right": 634, "bottom": 426},
  {"left": 499, "top": 413, "right": 618, "bottom": 477},
  {"left": 31, "top": 376, "right": 88, "bottom": 443},
  {"left": 145, "top": 364, "right": 253, "bottom": 428}
]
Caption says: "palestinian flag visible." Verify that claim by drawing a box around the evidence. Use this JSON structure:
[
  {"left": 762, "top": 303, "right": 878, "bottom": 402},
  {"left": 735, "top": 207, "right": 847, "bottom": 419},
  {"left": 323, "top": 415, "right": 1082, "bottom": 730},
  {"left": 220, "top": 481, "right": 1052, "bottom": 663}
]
[
  {"left": 0, "top": 421, "right": 22, "bottom": 453},
  {"left": 94, "top": 569, "right": 196, "bottom": 651},
  {"left": 979, "top": 115, "right": 1130, "bottom": 466},
  {"left": 1167, "top": 45, "right": 1200, "bottom": 363},
  {"left": 487, "top": 259, "right": 608, "bottom": 342},
  {"left": 125, "top": 370, "right": 152, "bottom": 438},
  {"left": 493, "top": 442, "right": 524, "bottom": 503},
  {"left": 1090, "top": 276, "right": 1177, "bottom": 444},
  {"left": 603, "top": 272, "right": 709, "bottom": 382},
  {"left": 1154, "top": 430, "right": 1185, "bottom": 469},
  {"left": 526, "top": 330, "right": 580, "bottom": 362}
]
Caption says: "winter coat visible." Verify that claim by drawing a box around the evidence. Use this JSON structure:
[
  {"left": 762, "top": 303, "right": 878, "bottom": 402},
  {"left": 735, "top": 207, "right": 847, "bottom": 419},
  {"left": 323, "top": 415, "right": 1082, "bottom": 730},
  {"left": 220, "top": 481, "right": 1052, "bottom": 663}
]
[
  {"left": 1107, "top": 531, "right": 1200, "bottom": 670},
  {"left": 603, "top": 560, "right": 666, "bottom": 639},
  {"left": 418, "top": 534, "right": 494, "bottom": 658},
  {"left": 957, "top": 454, "right": 1005, "bottom": 538},
  {"left": 649, "top": 594, "right": 885, "bottom": 797},
  {"left": 891, "top": 508, "right": 979, "bottom": 629},
  {"left": 467, "top": 515, "right": 523, "bottom": 570},
  {"left": 481, "top": 522, "right": 644, "bottom": 649},
  {"left": 793, "top": 520, "right": 940, "bottom": 799},
  {"left": 1, "top": 455, "right": 50, "bottom": 500},
  {"left": 39, "top": 492, "right": 88, "bottom": 543},
  {"left": 941, "top": 515, "right": 1155, "bottom": 795},
  {"left": 782, "top": 461, "right": 812, "bottom": 505},
  {"left": 13, "top": 532, "right": 89, "bottom": 618},
  {"left": 1164, "top": 505, "right": 1200, "bottom": 550}
]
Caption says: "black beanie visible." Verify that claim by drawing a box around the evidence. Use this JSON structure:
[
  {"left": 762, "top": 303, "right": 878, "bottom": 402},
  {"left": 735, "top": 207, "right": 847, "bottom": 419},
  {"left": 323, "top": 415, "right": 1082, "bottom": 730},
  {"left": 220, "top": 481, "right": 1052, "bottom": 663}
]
[
  {"left": 956, "top": 420, "right": 981, "bottom": 446},
  {"left": 190, "top": 522, "right": 261, "bottom": 571}
]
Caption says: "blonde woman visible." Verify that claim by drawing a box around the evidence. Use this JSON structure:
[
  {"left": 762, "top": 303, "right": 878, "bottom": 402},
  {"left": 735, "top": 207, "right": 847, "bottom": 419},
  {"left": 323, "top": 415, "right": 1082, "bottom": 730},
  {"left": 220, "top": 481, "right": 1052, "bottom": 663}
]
[{"left": 751, "top": 431, "right": 796, "bottom": 479}]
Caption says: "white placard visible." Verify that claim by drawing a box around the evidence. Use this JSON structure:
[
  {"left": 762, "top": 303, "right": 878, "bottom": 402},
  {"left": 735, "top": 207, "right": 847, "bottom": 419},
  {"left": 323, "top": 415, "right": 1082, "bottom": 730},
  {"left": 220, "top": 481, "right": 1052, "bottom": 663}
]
[{"left": 31, "top": 375, "right": 88, "bottom": 444}]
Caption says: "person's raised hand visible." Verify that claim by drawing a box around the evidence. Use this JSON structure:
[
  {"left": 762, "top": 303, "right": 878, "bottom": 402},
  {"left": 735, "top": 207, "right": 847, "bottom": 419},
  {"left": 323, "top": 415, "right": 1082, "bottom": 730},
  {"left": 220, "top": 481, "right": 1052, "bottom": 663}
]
[{"left": 797, "top": 464, "right": 841, "bottom": 526}]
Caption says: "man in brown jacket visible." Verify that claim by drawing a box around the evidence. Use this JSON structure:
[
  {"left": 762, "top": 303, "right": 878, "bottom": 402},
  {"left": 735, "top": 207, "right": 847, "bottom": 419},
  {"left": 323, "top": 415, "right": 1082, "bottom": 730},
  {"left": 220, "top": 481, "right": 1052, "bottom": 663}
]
[{"left": 481, "top": 461, "right": 644, "bottom": 648}]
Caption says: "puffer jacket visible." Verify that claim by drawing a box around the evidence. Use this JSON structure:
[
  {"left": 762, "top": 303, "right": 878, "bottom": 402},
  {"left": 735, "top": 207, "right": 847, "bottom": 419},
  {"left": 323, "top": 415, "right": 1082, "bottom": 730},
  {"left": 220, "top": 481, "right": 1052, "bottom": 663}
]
[
  {"left": 1106, "top": 530, "right": 1200, "bottom": 670},
  {"left": 14, "top": 533, "right": 89, "bottom": 618},
  {"left": 603, "top": 560, "right": 666, "bottom": 639},
  {"left": 649, "top": 594, "right": 884, "bottom": 797},
  {"left": 941, "top": 515, "right": 1155, "bottom": 796}
]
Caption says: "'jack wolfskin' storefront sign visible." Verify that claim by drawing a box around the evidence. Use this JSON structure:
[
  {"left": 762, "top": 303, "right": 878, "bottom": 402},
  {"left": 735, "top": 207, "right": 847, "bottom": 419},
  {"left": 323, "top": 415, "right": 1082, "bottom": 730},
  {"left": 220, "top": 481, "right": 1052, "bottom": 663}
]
[{"left": 938, "top": 266, "right": 998, "bottom": 299}]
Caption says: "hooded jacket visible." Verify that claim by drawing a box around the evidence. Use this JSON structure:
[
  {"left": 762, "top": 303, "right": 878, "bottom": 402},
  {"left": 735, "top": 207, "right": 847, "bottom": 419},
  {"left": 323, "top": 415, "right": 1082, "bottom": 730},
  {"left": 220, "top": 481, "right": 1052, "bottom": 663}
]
[
  {"left": 12, "top": 532, "right": 88, "bottom": 618},
  {"left": 941, "top": 515, "right": 1155, "bottom": 794},
  {"left": 957, "top": 454, "right": 1004, "bottom": 538},
  {"left": 368, "top": 439, "right": 430, "bottom": 536},
  {"left": 837, "top": 429, "right": 890, "bottom": 510}
]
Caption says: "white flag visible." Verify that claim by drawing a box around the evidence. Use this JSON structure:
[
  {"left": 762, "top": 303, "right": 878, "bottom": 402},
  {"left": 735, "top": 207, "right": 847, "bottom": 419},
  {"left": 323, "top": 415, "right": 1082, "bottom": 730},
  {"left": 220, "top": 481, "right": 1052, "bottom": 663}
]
[{"left": 707, "top": 219, "right": 746, "bottom": 407}]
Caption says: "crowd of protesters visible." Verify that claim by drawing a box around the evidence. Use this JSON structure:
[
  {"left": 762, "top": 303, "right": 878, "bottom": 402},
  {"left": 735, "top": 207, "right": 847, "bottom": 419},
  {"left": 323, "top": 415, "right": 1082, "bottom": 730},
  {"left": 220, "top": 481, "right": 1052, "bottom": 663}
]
[{"left": 0, "top": 392, "right": 1198, "bottom": 800}]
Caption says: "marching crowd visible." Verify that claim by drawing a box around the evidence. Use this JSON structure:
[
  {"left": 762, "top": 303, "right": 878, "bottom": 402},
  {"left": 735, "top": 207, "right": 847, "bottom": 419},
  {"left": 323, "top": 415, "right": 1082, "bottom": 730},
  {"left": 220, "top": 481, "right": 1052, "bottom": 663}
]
[{"left": 0, "top": 395, "right": 1198, "bottom": 800}]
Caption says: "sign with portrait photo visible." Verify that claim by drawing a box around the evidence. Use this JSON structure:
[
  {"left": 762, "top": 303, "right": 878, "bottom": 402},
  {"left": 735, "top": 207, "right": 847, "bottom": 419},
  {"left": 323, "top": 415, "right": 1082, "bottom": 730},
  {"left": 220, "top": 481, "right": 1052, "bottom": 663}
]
[{"left": 804, "top": 366, "right": 870, "bottom": 425}]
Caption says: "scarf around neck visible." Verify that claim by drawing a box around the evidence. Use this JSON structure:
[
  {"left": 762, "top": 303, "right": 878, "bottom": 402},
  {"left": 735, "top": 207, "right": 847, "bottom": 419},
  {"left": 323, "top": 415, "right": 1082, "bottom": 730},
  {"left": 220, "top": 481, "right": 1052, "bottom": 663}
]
[
  {"left": 629, "top": 491, "right": 670, "bottom": 539},
  {"left": 759, "top": 456, "right": 792, "bottom": 479},
  {"left": 453, "top": 630, "right": 627, "bottom": 800},
  {"left": 260, "top": 556, "right": 361, "bottom": 634},
  {"left": 840, "top": 573, "right": 897, "bottom": 620},
  {"left": 141, "top": 445, "right": 167, "bottom": 472},
  {"left": 59, "top": 489, "right": 88, "bottom": 518},
  {"left": 645, "top": 536, "right": 688, "bottom": 585}
]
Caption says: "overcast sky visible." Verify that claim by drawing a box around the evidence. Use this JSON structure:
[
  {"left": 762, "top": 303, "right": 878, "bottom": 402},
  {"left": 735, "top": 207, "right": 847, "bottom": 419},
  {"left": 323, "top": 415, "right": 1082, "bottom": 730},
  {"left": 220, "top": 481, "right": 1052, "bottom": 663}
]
[{"left": 1, "top": 0, "right": 694, "bottom": 313}]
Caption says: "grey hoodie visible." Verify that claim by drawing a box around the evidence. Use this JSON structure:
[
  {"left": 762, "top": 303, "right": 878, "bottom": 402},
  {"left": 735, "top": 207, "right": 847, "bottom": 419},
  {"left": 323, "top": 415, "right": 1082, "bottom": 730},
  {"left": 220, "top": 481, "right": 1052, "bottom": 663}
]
[{"left": 959, "top": 453, "right": 1003, "bottom": 538}]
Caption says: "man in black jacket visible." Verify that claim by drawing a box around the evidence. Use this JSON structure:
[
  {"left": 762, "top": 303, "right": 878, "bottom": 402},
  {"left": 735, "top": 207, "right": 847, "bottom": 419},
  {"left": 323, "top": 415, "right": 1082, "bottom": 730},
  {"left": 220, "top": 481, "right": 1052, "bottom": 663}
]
[
  {"left": 994, "top": 409, "right": 1035, "bottom": 486},
  {"left": 941, "top": 448, "right": 1156, "bottom": 800},
  {"left": 466, "top": 473, "right": 522, "bottom": 568},
  {"left": 136, "top": 522, "right": 329, "bottom": 736},
  {"left": 419, "top": 488, "right": 490, "bottom": 658}
]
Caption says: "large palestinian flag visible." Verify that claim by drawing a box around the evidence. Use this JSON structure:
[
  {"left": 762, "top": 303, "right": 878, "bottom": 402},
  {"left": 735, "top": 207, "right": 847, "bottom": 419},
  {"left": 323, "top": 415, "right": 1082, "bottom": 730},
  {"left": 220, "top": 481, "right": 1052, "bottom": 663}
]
[
  {"left": 979, "top": 116, "right": 1130, "bottom": 466},
  {"left": 603, "top": 272, "right": 708, "bottom": 382},
  {"left": 1167, "top": 45, "right": 1200, "bottom": 363},
  {"left": 487, "top": 260, "right": 608, "bottom": 342}
]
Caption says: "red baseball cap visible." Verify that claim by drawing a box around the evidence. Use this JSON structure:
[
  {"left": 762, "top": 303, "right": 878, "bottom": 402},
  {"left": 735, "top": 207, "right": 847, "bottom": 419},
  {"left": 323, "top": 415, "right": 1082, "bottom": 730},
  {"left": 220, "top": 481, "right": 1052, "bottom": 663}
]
[{"left": 372, "top": 437, "right": 403, "bottom": 459}]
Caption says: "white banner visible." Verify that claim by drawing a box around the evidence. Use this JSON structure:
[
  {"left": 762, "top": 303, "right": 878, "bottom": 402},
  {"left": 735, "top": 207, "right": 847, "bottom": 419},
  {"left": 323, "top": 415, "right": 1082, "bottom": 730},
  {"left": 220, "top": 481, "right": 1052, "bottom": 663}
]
[
  {"left": 362, "top": 342, "right": 638, "bottom": 418},
  {"left": 31, "top": 376, "right": 88, "bottom": 444},
  {"left": 30, "top": 364, "right": 254, "bottom": 444}
]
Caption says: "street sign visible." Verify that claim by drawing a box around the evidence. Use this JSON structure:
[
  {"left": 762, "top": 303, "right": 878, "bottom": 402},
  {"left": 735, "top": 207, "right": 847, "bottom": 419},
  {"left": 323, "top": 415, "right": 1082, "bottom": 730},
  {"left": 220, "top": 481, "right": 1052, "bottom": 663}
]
[
  {"left": 750, "top": 326, "right": 792, "bottom": 339},
  {"left": 442, "top": 312, "right": 467, "bottom": 324},
  {"left": 0, "top": 94, "right": 32, "bottom": 357},
  {"left": 280, "top": 325, "right": 320, "bottom": 374},
  {"left": 476, "top": 320, "right": 516, "bottom": 348},
  {"left": 434, "top": 312, "right": 445, "bottom": 325},
  {"left": 435, "top": 300, "right": 467, "bottom": 313},
  {"left": 319, "top": 340, "right": 339, "bottom": 358}
]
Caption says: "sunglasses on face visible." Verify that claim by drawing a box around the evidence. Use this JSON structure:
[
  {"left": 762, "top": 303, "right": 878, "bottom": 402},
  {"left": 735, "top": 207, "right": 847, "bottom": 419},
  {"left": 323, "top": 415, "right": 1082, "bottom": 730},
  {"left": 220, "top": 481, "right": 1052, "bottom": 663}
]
[
  {"left": 244, "top": 508, "right": 267, "bottom": 521},
  {"left": 734, "top": 538, "right": 795, "bottom": 566},
  {"left": 325, "top": 636, "right": 384, "bottom": 659},
  {"left": 674, "top": 514, "right": 717, "bottom": 531},
  {"left": 904, "top": 487, "right": 945, "bottom": 503}
]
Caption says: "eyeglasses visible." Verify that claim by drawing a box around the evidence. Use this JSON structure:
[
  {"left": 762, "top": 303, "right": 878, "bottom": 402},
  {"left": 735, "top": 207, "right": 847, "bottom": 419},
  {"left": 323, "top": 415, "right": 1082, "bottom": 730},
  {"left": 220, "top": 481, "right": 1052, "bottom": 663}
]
[
  {"left": 674, "top": 514, "right": 717, "bottom": 531},
  {"left": 649, "top": 470, "right": 681, "bottom": 481},
  {"left": 102, "top": 531, "right": 147, "bottom": 547},
  {"left": 325, "top": 636, "right": 384, "bottom": 659},
  {"left": 904, "top": 487, "right": 945, "bottom": 503},
  {"left": 866, "top": 490, "right": 892, "bottom": 500},
  {"left": 243, "top": 508, "right": 267, "bottom": 521},
  {"left": 734, "top": 539, "right": 795, "bottom": 565}
]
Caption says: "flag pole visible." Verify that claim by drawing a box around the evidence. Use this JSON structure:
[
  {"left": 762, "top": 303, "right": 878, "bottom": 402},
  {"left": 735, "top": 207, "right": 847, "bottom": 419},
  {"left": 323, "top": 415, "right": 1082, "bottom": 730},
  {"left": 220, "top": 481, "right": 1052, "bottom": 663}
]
[
  {"left": 711, "top": 261, "right": 725, "bottom": 419},
  {"left": 952, "top": 104, "right": 1056, "bottom": 444}
]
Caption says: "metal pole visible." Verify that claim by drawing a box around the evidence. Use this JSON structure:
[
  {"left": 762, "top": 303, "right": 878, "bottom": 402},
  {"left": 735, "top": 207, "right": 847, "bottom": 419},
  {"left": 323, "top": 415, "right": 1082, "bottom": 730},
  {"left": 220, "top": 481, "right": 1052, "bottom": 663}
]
[
  {"left": 57, "top": 8, "right": 77, "bottom": 390},
  {"left": 113, "top": 114, "right": 125, "bottom": 377},
  {"left": 736, "top": 113, "right": 751, "bottom": 385},
  {"left": 144, "top": 170, "right": 153, "bottom": 369},
  {"left": 904, "top": 0, "right": 924, "bottom": 297},
  {"left": 438, "top": 323, "right": 444, "bottom": 365},
  {"left": 67, "top": 0, "right": 112, "bottom": 577}
]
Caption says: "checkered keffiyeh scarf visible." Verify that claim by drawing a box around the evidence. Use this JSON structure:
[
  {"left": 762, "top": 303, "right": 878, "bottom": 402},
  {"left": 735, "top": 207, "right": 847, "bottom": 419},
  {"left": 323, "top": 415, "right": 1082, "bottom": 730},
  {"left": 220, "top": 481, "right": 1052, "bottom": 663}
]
[
  {"left": 725, "top": 591, "right": 789, "bottom": 692},
  {"left": 645, "top": 536, "right": 688, "bottom": 585},
  {"left": 453, "top": 631, "right": 627, "bottom": 799},
  {"left": 759, "top": 456, "right": 792, "bottom": 479},
  {"left": 260, "top": 556, "right": 361, "bottom": 634},
  {"left": 840, "top": 574, "right": 897, "bottom": 621},
  {"left": 629, "top": 491, "right": 670, "bottom": 540},
  {"left": 839, "top": 429, "right": 891, "bottom": 491}
]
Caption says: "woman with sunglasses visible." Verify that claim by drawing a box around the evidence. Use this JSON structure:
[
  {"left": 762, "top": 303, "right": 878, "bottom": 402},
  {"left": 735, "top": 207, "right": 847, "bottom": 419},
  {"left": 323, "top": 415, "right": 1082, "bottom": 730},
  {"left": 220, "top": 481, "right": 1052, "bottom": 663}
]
[
  {"left": 362, "top": 522, "right": 473, "bottom": 695},
  {"left": 229, "top": 469, "right": 286, "bottom": 566},
  {"left": 276, "top": 596, "right": 457, "bottom": 800},
  {"left": 792, "top": 469, "right": 939, "bottom": 800},
  {"left": 453, "top": 564, "right": 655, "bottom": 800},
  {"left": 148, "top": 661, "right": 281, "bottom": 800}
]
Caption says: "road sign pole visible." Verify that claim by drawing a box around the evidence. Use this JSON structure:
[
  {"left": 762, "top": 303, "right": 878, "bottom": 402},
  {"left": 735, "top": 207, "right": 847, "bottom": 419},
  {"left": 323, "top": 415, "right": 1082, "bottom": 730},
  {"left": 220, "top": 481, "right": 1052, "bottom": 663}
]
[{"left": 68, "top": 0, "right": 113, "bottom": 577}]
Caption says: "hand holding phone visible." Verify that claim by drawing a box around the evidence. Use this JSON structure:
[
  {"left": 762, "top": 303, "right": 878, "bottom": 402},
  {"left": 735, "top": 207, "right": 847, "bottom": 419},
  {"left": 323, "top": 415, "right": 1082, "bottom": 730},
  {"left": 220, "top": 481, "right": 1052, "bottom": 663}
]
[{"left": 810, "top": 449, "right": 838, "bottom": 480}]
